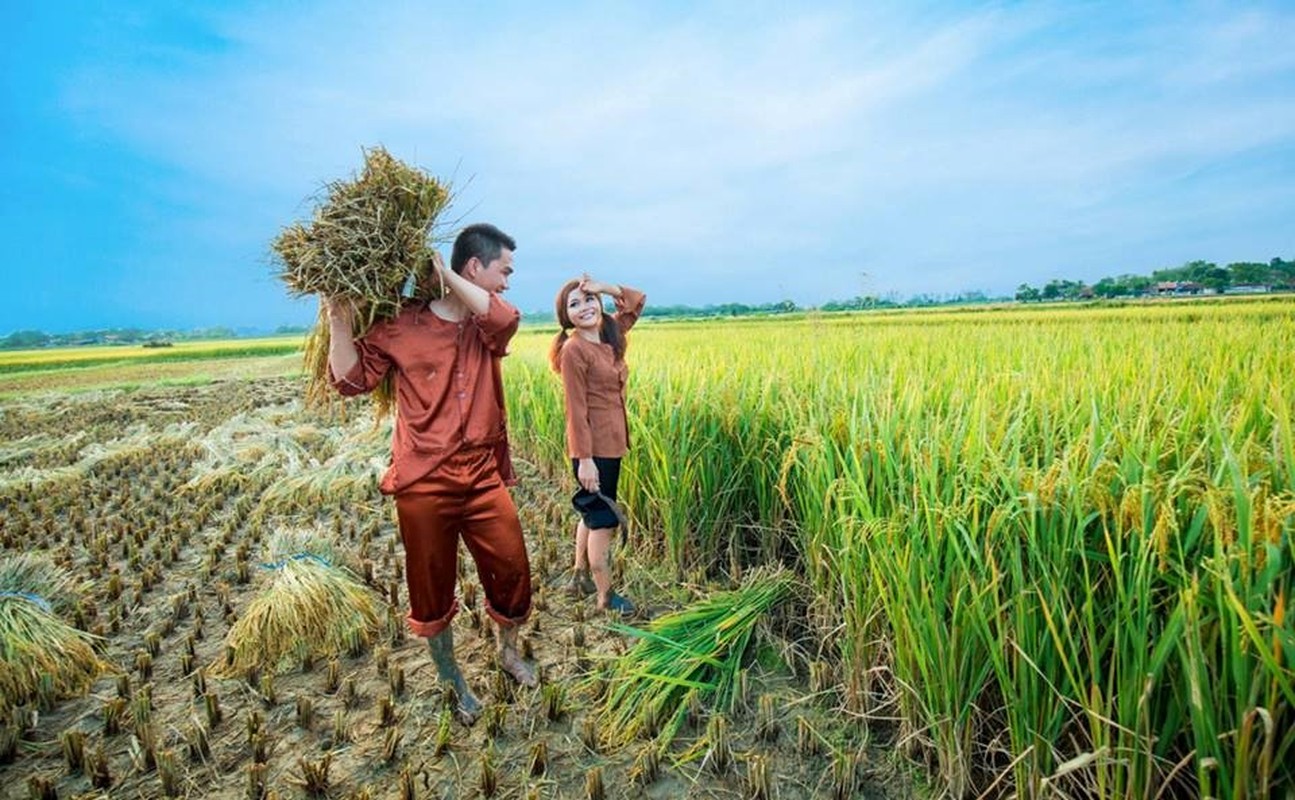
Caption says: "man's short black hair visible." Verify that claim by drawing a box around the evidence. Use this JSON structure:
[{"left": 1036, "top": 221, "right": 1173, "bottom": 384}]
[{"left": 451, "top": 223, "right": 517, "bottom": 274}]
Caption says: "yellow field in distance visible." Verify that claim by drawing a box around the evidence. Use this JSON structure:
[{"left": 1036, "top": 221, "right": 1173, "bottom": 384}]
[{"left": 0, "top": 336, "right": 305, "bottom": 368}]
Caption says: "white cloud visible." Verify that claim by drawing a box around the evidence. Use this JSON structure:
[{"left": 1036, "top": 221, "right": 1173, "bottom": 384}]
[{"left": 50, "top": 1, "right": 1295, "bottom": 311}]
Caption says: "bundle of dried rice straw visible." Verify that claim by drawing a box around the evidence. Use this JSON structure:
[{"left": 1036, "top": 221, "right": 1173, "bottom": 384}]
[
  {"left": 219, "top": 528, "right": 381, "bottom": 676},
  {"left": 271, "top": 146, "right": 453, "bottom": 414},
  {"left": 0, "top": 554, "right": 105, "bottom": 711}
]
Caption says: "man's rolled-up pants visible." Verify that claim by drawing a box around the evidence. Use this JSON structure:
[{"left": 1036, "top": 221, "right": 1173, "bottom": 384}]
[{"left": 393, "top": 446, "right": 532, "bottom": 637}]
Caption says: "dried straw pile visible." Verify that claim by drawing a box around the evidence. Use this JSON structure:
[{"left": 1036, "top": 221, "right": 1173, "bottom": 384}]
[
  {"left": 0, "top": 554, "right": 105, "bottom": 711},
  {"left": 219, "top": 528, "right": 381, "bottom": 677},
  {"left": 271, "top": 146, "right": 453, "bottom": 412}
]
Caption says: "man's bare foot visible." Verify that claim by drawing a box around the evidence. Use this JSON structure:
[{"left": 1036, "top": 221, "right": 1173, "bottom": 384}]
[{"left": 499, "top": 647, "right": 538, "bottom": 688}]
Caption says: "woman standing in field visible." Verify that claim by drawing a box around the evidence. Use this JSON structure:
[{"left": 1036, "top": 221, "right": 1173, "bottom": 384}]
[{"left": 550, "top": 274, "right": 646, "bottom": 616}]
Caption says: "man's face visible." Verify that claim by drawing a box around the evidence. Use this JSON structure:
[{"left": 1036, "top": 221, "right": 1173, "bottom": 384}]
[{"left": 468, "top": 249, "right": 514, "bottom": 293}]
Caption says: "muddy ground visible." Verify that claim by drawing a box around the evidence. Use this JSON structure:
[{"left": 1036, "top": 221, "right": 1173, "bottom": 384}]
[{"left": 0, "top": 376, "right": 919, "bottom": 799}]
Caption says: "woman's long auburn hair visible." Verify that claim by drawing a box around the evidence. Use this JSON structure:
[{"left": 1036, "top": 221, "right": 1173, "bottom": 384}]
[{"left": 549, "top": 278, "right": 627, "bottom": 372}]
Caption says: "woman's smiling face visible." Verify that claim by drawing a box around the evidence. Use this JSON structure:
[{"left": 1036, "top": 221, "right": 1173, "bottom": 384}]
[{"left": 567, "top": 288, "right": 602, "bottom": 331}]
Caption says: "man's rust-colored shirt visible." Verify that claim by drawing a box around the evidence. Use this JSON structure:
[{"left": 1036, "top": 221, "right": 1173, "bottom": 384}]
[
  {"left": 559, "top": 287, "right": 646, "bottom": 459},
  {"left": 331, "top": 294, "right": 520, "bottom": 494}
]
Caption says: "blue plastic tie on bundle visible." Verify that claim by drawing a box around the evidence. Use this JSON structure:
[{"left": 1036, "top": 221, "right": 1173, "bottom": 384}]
[
  {"left": 258, "top": 553, "right": 333, "bottom": 570},
  {"left": 0, "top": 591, "right": 53, "bottom": 611}
]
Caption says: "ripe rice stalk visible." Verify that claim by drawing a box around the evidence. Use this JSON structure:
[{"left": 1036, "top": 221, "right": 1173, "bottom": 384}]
[
  {"left": 77, "top": 423, "right": 198, "bottom": 469},
  {"left": 0, "top": 431, "right": 88, "bottom": 469},
  {"left": 271, "top": 146, "right": 454, "bottom": 415},
  {"left": 217, "top": 528, "right": 381, "bottom": 676},
  {"left": 255, "top": 444, "right": 388, "bottom": 518},
  {"left": 240, "top": 416, "right": 390, "bottom": 522},
  {"left": 0, "top": 422, "right": 193, "bottom": 496},
  {"left": 0, "top": 555, "right": 106, "bottom": 711},
  {"left": 596, "top": 566, "right": 794, "bottom": 749},
  {"left": 302, "top": 316, "right": 398, "bottom": 416},
  {"left": 507, "top": 297, "right": 1295, "bottom": 798},
  {"left": 184, "top": 412, "right": 323, "bottom": 494},
  {"left": 0, "top": 464, "right": 84, "bottom": 496},
  {"left": 180, "top": 405, "right": 389, "bottom": 520}
]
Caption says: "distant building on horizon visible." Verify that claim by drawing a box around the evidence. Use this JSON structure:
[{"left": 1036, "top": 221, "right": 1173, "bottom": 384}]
[{"left": 1151, "top": 281, "right": 1203, "bottom": 296}]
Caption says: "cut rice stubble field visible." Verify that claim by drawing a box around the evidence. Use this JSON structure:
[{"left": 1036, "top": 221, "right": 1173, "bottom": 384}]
[{"left": 0, "top": 351, "right": 901, "bottom": 800}]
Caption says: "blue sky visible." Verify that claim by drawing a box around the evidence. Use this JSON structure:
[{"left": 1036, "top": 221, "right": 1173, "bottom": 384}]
[{"left": 4, "top": 1, "right": 1294, "bottom": 334}]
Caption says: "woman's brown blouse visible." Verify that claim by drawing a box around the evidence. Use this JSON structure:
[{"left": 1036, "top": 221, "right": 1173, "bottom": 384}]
[{"left": 559, "top": 287, "right": 646, "bottom": 459}]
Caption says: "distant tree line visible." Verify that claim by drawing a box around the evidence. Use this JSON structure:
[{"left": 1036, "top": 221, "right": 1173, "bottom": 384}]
[
  {"left": 642, "top": 299, "right": 801, "bottom": 318},
  {"left": 0, "top": 324, "right": 311, "bottom": 350},
  {"left": 520, "top": 294, "right": 1000, "bottom": 324},
  {"left": 519, "top": 299, "right": 811, "bottom": 325},
  {"left": 522, "top": 291, "right": 1003, "bottom": 324},
  {"left": 10, "top": 257, "right": 1291, "bottom": 348},
  {"left": 1015, "top": 257, "right": 1294, "bottom": 302}
]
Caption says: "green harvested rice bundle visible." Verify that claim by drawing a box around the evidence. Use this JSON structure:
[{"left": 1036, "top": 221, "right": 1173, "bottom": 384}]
[
  {"left": 596, "top": 566, "right": 794, "bottom": 749},
  {"left": 0, "top": 555, "right": 105, "bottom": 711},
  {"left": 272, "top": 146, "right": 453, "bottom": 413},
  {"left": 219, "top": 527, "right": 381, "bottom": 677}
]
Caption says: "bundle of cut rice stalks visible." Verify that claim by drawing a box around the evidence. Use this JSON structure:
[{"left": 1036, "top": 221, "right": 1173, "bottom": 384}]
[
  {"left": 218, "top": 527, "right": 381, "bottom": 677},
  {"left": 271, "top": 146, "right": 453, "bottom": 414},
  {"left": 595, "top": 566, "right": 795, "bottom": 750},
  {"left": 253, "top": 418, "right": 391, "bottom": 522},
  {"left": 0, "top": 554, "right": 106, "bottom": 711}
]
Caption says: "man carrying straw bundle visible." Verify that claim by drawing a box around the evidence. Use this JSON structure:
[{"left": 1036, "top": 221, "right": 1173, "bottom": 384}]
[{"left": 323, "top": 223, "right": 535, "bottom": 724}]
